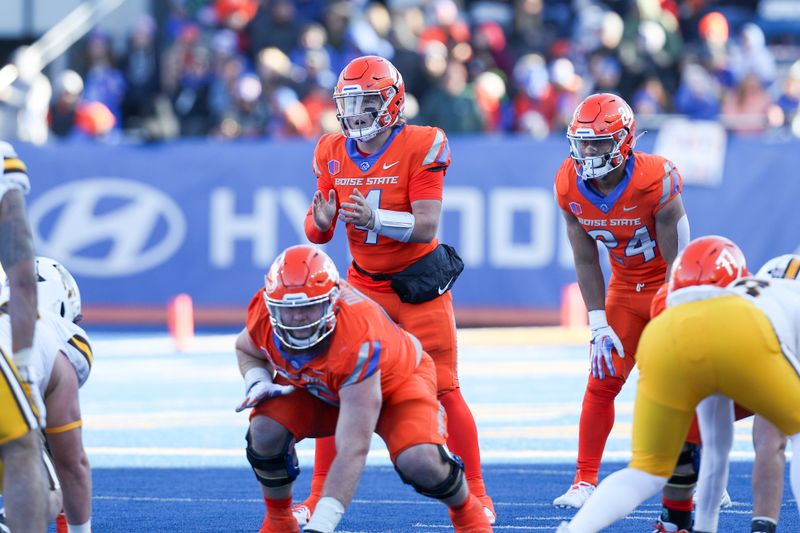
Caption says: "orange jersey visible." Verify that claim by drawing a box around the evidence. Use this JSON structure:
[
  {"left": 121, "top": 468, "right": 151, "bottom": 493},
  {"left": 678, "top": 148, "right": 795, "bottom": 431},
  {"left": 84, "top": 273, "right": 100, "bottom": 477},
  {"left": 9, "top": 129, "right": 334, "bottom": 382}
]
[
  {"left": 554, "top": 152, "right": 683, "bottom": 284},
  {"left": 305, "top": 125, "right": 451, "bottom": 290},
  {"left": 245, "top": 281, "right": 424, "bottom": 406}
]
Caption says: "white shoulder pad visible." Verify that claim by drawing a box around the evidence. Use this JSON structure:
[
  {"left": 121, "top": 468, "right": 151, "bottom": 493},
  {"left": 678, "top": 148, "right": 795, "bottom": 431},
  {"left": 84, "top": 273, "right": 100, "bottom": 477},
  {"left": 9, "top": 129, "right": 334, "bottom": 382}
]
[
  {"left": 38, "top": 311, "right": 93, "bottom": 387},
  {"left": 0, "top": 140, "right": 31, "bottom": 198}
]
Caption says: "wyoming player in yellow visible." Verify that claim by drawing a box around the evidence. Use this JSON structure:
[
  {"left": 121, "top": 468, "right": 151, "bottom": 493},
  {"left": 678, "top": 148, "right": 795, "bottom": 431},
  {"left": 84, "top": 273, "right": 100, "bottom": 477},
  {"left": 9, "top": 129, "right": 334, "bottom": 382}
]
[
  {"left": 0, "top": 140, "right": 49, "bottom": 532},
  {"left": 0, "top": 257, "right": 94, "bottom": 533},
  {"left": 559, "top": 236, "right": 800, "bottom": 533},
  {"left": 747, "top": 253, "right": 800, "bottom": 533}
]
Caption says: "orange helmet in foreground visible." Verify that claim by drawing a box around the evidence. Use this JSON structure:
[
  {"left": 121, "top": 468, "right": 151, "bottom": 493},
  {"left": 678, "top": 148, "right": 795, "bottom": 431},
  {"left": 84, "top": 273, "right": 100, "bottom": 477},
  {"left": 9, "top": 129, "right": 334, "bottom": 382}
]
[{"left": 669, "top": 236, "right": 748, "bottom": 292}]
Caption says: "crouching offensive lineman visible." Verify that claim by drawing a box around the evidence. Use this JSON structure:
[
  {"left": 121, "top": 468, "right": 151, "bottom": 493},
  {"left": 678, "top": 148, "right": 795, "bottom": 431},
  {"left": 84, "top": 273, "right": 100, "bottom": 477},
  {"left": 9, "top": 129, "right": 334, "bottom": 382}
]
[{"left": 234, "top": 245, "right": 492, "bottom": 533}]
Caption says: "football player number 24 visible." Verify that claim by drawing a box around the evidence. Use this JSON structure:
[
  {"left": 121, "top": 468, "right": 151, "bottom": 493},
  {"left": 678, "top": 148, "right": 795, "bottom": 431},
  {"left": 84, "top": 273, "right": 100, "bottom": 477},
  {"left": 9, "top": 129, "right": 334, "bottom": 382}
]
[{"left": 588, "top": 226, "right": 656, "bottom": 262}]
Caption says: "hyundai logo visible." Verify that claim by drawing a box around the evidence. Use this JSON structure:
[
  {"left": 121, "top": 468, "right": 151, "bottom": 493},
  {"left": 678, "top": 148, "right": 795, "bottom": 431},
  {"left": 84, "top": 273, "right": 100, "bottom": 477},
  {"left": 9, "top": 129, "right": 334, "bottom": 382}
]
[{"left": 29, "top": 178, "right": 186, "bottom": 277}]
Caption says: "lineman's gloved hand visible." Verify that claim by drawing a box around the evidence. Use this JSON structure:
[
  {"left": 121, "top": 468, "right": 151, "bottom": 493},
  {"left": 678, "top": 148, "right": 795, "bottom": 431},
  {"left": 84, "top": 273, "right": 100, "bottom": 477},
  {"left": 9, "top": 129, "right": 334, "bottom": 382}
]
[
  {"left": 235, "top": 367, "right": 295, "bottom": 412},
  {"left": 14, "top": 347, "right": 46, "bottom": 423},
  {"left": 305, "top": 497, "right": 345, "bottom": 533},
  {"left": 588, "top": 310, "right": 625, "bottom": 380}
]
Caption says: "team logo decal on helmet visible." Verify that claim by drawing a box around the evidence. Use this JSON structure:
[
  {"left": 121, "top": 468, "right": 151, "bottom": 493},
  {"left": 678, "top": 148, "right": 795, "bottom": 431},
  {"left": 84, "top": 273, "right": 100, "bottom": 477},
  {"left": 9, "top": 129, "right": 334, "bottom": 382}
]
[
  {"left": 567, "top": 93, "right": 637, "bottom": 181},
  {"left": 333, "top": 55, "right": 406, "bottom": 142},
  {"left": 264, "top": 245, "right": 340, "bottom": 350}
]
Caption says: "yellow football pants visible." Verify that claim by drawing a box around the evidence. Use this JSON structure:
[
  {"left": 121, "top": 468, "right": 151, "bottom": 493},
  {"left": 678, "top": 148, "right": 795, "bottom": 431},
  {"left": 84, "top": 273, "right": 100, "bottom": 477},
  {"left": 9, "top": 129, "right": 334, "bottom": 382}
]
[{"left": 630, "top": 296, "right": 800, "bottom": 477}]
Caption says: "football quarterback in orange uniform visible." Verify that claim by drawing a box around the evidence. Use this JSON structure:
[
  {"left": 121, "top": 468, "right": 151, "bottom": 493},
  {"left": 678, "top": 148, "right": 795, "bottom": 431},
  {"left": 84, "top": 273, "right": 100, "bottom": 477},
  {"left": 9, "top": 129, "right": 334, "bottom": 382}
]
[
  {"left": 301, "top": 55, "right": 494, "bottom": 524},
  {"left": 234, "top": 245, "right": 492, "bottom": 533},
  {"left": 553, "top": 93, "right": 692, "bottom": 530}
]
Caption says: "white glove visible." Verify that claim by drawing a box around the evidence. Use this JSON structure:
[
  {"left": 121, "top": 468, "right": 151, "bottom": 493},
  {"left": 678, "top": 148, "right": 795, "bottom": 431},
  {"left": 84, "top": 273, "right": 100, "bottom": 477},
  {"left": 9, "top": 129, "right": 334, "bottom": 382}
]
[
  {"left": 305, "top": 497, "right": 345, "bottom": 533},
  {"left": 14, "top": 348, "right": 46, "bottom": 423},
  {"left": 588, "top": 310, "right": 625, "bottom": 380},
  {"left": 235, "top": 367, "right": 295, "bottom": 412}
]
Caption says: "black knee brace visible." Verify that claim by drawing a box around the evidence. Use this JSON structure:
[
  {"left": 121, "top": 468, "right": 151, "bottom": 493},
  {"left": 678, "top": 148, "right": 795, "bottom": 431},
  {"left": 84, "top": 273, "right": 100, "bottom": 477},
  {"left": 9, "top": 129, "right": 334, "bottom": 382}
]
[
  {"left": 395, "top": 445, "right": 465, "bottom": 500},
  {"left": 245, "top": 429, "right": 300, "bottom": 488},
  {"left": 666, "top": 442, "right": 700, "bottom": 490}
]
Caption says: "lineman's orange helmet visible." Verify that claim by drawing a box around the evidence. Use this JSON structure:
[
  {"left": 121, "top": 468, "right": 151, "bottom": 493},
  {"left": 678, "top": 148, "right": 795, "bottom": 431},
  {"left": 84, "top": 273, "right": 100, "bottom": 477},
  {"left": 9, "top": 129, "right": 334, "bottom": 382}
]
[
  {"left": 669, "top": 236, "right": 748, "bottom": 292},
  {"left": 264, "top": 245, "right": 340, "bottom": 350}
]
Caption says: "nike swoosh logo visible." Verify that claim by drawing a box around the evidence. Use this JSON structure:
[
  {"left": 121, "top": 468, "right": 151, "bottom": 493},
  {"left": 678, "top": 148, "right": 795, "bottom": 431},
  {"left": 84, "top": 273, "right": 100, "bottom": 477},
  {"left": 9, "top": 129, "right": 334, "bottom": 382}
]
[
  {"left": 622, "top": 205, "right": 638, "bottom": 212},
  {"left": 383, "top": 161, "right": 399, "bottom": 169},
  {"left": 438, "top": 277, "right": 454, "bottom": 295}
]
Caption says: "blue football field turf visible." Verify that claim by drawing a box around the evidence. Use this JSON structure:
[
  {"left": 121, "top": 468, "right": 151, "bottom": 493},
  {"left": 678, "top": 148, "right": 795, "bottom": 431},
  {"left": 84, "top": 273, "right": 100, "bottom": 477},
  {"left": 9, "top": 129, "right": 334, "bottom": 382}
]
[
  {"left": 84, "top": 462, "right": 796, "bottom": 532},
  {"left": 25, "top": 330, "right": 800, "bottom": 531}
]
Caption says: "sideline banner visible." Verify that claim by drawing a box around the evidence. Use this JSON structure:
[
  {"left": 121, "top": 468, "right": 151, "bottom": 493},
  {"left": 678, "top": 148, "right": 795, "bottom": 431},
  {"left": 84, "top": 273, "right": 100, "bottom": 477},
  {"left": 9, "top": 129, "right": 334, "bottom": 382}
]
[{"left": 16, "top": 134, "right": 800, "bottom": 325}]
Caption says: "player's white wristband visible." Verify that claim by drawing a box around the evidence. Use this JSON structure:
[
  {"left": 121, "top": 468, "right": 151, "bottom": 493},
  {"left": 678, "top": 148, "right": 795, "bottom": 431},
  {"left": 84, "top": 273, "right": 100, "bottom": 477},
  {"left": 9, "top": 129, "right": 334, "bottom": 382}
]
[
  {"left": 243, "top": 367, "right": 271, "bottom": 394},
  {"left": 13, "top": 346, "right": 33, "bottom": 368},
  {"left": 305, "top": 496, "right": 345, "bottom": 532},
  {"left": 588, "top": 310, "right": 608, "bottom": 331},
  {"left": 369, "top": 208, "right": 415, "bottom": 242}
]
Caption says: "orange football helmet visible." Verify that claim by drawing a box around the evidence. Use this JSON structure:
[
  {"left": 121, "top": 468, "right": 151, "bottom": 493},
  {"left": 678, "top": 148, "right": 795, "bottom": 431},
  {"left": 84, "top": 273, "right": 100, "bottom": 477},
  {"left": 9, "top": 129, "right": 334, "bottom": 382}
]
[
  {"left": 264, "top": 245, "right": 340, "bottom": 350},
  {"left": 333, "top": 55, "right": 405, "bottom": 141},
  {"left": 669, "top": 236, "right": 748, "bottom": 292},
  {"left": 567, "top": 93, "right": 636, "bottom": 180}
]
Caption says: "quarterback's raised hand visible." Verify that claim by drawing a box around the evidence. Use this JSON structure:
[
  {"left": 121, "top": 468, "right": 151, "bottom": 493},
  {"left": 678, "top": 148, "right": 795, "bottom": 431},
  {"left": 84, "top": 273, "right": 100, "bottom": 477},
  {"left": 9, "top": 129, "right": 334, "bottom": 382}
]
[
  {"left": 312, "top": 189, "right": 337, "bottom": 232},
  {"left": 339, "top": 188, "right": 372, "bottom": 227},
  {"left": 235, "top": 367, "right": 295, "bottom": 412},
  {"left": 588, "top": 310, "right": 625, "bottom": 380}
]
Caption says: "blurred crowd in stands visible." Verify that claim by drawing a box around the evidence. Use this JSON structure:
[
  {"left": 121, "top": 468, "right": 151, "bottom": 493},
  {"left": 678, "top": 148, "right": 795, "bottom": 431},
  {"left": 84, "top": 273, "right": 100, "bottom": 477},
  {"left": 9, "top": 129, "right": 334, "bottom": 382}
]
[{"left": 3, "top": 0, "right": 800, "bottom": 143}]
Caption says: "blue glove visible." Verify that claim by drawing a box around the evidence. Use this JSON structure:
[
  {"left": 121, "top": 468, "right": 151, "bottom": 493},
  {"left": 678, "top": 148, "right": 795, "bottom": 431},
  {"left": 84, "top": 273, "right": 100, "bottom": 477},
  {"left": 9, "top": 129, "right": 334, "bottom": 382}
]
[{"left": 588, "top": 310, "right": 625, "bottom": 380}]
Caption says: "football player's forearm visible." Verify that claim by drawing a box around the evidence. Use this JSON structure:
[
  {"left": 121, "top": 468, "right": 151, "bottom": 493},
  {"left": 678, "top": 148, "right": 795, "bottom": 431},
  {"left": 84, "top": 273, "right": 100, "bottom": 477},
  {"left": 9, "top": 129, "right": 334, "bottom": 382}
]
[
  {"left": 408, "top": 215, "right": 437, "bottom": 242},
  {"left": 304, "top": 211, "right": 335, "bottom": 243},
  {"left": 235, "top": 332, "right": 273, "bottom": 377},
  {"left": 407, "top": 200, "right": 441, "bottom": 243},
  {"left": 0, "top": 191, "right": 36, "bottom": 351},
  {"left": 326, "top": 379, "right": 381, "bottom": 506},
  {"left": 574, "top": 262, "right": 606, "bottom": 311},
  {"left": 567, "top": 219, "right": 605, "bottom": 310},
  {"left": 323, "top": 439, "right": 369, "bottom": 507},
  {"left": 236, "top": 347, "right": 272, "bottom": 377}
]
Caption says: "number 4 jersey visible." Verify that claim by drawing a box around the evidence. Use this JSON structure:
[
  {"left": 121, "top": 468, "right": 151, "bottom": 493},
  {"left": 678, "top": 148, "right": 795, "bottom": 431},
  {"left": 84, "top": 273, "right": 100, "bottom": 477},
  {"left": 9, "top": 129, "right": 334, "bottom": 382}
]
[
  {"left": 306, "top": 124, "right": 451, "bottom": 291},
  {"left": 554, "top": 152, "right": 683, "bottom": 284}
]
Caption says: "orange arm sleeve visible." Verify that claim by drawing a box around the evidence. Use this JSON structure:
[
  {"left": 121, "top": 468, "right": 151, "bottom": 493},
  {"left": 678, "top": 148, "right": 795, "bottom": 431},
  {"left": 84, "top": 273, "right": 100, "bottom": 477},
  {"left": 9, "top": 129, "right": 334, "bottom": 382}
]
[{"left": 304, "top": 206, "right": 336, "bottom": 244}]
